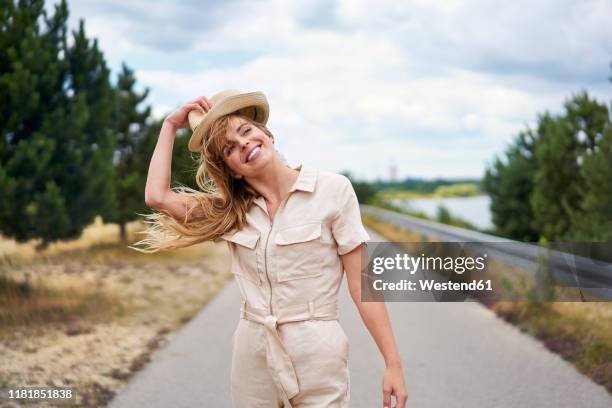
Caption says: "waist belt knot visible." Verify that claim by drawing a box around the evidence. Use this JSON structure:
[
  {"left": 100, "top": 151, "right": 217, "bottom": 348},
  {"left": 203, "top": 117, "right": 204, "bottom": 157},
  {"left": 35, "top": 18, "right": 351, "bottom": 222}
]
[
  {"left": 239, "top": 299, "right": 339, "bottom": 400},
  {"left": 263, "top": 314, "right": 278, "bottom": 331}
]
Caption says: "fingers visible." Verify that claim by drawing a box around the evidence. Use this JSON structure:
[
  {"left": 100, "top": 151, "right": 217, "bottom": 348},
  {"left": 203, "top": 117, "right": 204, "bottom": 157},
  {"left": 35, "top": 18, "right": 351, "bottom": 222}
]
[
  {"left": 382, "top": 386, "right": 392, "bottom": 408},
  {"left": 185, "top": 102, "right": 205, "bottom": 114},
  {"left": 202, "top": 96, "right": 212, "bottom": 111},
  {"left": 189, "top": 96, "right": 212, "bottom": 112},
  {"left": 384, "top": 389, "right": 408, "bottom": 408},
  {"left": 396, "top": 392, "right": 408, "bottom": 407}
]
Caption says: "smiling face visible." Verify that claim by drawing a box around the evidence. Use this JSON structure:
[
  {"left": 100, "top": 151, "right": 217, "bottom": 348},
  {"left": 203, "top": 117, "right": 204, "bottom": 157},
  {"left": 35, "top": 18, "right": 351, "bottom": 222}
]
[{"left": 221, "top": 114, "right": 275, "bottom": 179}]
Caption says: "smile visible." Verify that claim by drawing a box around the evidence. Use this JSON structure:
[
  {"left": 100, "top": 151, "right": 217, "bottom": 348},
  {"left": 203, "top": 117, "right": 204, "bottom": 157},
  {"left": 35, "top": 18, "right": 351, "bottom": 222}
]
[{"left": 246, "top": 144, "right": 262, "bottom": 163}]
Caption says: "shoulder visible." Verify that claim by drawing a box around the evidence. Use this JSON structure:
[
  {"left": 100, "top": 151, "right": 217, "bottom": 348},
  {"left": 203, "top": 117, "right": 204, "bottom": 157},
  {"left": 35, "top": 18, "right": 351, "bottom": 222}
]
[
  {"left": 315, "top": 169, "right": 352, "bottom": 190},
  {"left": 312, "top": 169, "right": 355, "bottom": 208}
]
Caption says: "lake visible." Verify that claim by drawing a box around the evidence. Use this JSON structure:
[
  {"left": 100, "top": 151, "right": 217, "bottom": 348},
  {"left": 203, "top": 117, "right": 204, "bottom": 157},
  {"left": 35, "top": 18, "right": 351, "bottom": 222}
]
[{"left": 391, "top": 195, "right": 492, "bottom": 230}]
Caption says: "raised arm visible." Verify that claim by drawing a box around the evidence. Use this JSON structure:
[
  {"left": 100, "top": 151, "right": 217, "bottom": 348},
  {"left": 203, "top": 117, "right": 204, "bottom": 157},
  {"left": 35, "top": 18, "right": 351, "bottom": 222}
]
[{"left": 144, "top": 96, "right": 211, "bottom": 222}]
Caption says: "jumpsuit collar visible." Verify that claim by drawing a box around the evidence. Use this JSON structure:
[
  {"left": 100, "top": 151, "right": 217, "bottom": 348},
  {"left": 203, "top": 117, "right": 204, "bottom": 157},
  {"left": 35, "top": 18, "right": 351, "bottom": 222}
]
[{"left": 252, "top": 164, "right": 317, "bottom": 212}]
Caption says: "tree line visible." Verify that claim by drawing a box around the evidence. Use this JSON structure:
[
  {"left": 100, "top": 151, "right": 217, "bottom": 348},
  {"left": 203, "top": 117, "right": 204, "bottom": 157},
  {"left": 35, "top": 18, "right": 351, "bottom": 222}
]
[
  {"left": 0, "top": 0, "right": 197, "bottom": 249},
  {"left": 483, "top": 76, "right": 612, "bottom": 243}
]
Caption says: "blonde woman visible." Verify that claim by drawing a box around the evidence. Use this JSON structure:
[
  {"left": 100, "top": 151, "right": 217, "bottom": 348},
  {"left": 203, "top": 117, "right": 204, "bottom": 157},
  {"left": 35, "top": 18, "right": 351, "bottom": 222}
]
[{"left": 132, "top": 90, "right": 408, "bottom": 408}]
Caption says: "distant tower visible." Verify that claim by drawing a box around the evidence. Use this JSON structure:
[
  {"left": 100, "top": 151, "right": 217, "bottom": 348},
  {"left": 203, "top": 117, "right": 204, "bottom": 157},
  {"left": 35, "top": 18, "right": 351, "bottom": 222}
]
[{"left": 389, "top": 157, "right": 398, "bottom": 182}]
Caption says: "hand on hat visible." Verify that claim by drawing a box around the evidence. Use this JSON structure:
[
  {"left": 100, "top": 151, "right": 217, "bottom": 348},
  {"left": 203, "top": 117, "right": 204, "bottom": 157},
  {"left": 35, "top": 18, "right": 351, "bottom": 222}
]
[{"left": 165, "top": 96, "right": 212, "bottom": 130}]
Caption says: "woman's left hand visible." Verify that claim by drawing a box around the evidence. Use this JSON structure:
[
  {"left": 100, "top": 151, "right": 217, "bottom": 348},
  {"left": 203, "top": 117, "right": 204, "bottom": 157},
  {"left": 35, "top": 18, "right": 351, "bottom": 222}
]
[{"left": 382, "top": 364, "right": 408, "bottom": 407}]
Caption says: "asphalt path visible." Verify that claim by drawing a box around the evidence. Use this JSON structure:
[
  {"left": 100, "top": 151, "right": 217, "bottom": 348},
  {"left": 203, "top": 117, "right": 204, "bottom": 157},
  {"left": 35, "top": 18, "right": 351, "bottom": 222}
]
[{"left": 108, "top": 227, "right": 611, "bottom": 407}]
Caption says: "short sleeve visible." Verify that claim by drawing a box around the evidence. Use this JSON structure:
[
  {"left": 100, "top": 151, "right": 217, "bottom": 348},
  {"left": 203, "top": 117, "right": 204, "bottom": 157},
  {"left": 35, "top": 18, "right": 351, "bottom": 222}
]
[{"left": 331, "top": 176, "right": 371, "bottom": 255}]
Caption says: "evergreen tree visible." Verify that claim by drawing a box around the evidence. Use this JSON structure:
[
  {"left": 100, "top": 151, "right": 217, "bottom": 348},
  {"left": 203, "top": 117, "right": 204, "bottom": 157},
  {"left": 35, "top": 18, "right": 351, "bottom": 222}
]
[
  {"left": 531, "top": 91, "right": 609, "bottom": 241},
  {"left": 483, "top": 128, "right": 539, "bottom": 241},
  {"left": 0, "top": 0, "right": 72, "bottom": 246},
  {"left": 0, "top": 0, "right": 116, "bottom": 249},
  {"left": 171, "top": 127, "right": 200, "bottom": 191},
  {"left": 565, "top": 68, "right": 612, "bottom": 242},
  {"left": 64, "top": 18, "right": 117, "bottom": 227},
  {"left": 110, "top": 62, "right": 151, "bottom": 242},
  {"left": 567, "top": 125, "right": 612, "bottom": 242}
]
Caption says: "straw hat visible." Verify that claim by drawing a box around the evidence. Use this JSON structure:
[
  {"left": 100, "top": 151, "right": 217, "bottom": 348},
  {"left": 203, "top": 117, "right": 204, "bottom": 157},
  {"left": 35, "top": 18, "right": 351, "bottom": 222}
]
[{"left": 187, "top": 89, "right": 269, "bottom": 152}]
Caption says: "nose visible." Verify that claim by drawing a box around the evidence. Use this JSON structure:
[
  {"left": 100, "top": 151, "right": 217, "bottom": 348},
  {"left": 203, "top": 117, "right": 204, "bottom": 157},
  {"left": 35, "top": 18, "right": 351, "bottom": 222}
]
[{"left": 239, "top": 138, "right": 250, "bottom": 150}]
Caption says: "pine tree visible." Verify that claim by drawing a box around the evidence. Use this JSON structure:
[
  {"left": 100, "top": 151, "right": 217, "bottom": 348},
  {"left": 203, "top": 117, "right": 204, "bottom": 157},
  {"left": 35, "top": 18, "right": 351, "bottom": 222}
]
[
  {"left": 0, "top": 0, "right": 72, "bottom": 246},
  {"left": 565, "top": 66, "right": 612, "bottom": 242},
  {"left": 531, "top": 91, "right": 609, "bottom": 241},
  {"left": 110, "top": 62, "right": 152, "bottom": 242},
  {"left": 0, "top": 0, "right": 116, "bottom": 250},
  {"left": 567, "top": 126, "right": 612, "bottom": 242},
  {"left": 171, "top": 126, "right": 200, "bottom": 190},
  {"left": 64, "top": 18, "right": 117, "bottom": 228},
  {"left": 483, "top": 128, "right": 539, "bottom": 241}
]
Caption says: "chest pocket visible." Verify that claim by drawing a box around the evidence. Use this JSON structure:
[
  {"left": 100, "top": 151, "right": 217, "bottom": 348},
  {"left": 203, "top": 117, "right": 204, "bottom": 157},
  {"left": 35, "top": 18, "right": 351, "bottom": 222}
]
[
  {"left": 222, "top": 229, "right": 262, "bottom": 286},
  {"left": 274, "top": 222, "right": 324, "bottom": 282}
]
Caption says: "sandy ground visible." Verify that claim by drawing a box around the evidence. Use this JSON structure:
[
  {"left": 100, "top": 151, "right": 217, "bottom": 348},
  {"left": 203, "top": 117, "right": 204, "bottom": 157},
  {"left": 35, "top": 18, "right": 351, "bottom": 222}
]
[{"left": 0, "top": 220, "right": 233, "bottom": 407}]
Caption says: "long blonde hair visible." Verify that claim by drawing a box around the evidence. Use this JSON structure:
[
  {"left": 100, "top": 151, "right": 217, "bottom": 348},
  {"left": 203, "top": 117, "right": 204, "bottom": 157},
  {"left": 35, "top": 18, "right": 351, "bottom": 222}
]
[{"left": 128, "top": 113, "right": 275, "bottom": 253}]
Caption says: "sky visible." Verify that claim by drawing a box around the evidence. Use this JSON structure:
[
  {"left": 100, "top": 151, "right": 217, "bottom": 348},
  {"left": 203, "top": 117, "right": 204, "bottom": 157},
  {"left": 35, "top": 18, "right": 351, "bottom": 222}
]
[{"left": 45, "top": 0, "right": 612, "bottom": 181}]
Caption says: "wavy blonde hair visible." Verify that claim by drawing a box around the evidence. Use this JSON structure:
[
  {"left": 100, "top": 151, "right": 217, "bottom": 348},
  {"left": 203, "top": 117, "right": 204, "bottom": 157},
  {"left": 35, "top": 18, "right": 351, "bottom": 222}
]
[{"left": 128, "top": 113, "right": 275, "bottom": 253}]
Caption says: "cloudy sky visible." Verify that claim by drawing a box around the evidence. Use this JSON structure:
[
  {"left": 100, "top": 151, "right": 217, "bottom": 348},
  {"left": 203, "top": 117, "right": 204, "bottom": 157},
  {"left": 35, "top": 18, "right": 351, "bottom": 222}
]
[{"left": 47, "top": 0, "right": 612, "bottom": 180}]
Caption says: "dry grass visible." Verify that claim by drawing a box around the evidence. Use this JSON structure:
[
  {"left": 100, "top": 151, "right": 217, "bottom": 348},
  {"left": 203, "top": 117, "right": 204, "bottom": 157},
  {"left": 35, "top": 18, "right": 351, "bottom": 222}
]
[
  {"left": 1, "top": 216, "right": 214, "bottom": 266},
  {"left": 0, "top": 216, "right": 233, "bottom": 407},
  {"left": 0, "top": 273, "right": 123, "bottom": 327},
  {"left": 0, "top": 216, "right": 131, "bottom": 261},
  {"left": 363, "top": 212, "right": 612, "bottom": 394},
  {"left": 362, "top": 213, "right": 424, "bottom": 242}
]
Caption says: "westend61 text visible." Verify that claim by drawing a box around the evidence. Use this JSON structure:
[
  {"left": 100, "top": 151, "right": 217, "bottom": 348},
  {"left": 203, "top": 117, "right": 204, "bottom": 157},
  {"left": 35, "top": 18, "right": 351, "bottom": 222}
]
[{"left": 373, "top": 279, "right": 493, "bottom": 291}]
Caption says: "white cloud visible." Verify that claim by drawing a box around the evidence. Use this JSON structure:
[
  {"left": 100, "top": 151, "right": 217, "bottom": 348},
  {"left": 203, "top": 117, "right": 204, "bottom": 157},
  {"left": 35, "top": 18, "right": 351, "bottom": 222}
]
[{"left": 47, "top": 0, "right": 612, "bottom": 178}]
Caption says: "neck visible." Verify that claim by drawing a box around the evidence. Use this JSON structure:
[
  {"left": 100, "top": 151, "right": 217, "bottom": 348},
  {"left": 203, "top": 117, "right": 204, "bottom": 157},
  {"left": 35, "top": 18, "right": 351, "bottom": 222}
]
[{"left": 244, "top": 156, "right": 299, "bottom": 204}]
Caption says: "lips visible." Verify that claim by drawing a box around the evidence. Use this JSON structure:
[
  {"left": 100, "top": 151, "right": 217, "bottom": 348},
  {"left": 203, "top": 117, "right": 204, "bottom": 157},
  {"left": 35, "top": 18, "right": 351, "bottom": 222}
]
[{"left": 245, "top": 144, "right": 262, "bottom": 163}]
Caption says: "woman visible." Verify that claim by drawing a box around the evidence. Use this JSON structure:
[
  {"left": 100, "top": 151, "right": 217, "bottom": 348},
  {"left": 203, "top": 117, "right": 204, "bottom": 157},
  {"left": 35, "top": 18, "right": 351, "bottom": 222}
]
[{"left": 131, "top": 90, "right": 408, "bottom": 408}]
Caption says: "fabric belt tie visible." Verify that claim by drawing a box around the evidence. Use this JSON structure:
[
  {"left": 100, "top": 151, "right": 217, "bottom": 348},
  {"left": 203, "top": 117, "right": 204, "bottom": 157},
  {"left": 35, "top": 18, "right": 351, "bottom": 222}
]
[{"left": 239, "top": 299, "right": 339, "bottom": 400}]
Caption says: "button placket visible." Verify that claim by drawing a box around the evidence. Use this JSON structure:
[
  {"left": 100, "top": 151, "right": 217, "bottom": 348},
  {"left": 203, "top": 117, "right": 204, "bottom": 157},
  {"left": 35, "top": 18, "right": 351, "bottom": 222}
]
[{"left": 263, "top": 193, "right": 293, "bottom": 316}]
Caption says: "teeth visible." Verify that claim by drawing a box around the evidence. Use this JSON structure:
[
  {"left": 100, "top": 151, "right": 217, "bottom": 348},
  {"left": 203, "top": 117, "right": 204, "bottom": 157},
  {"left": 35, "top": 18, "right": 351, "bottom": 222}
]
[{"left": 247, "top": 145, "right": 261, "bottom": 162}]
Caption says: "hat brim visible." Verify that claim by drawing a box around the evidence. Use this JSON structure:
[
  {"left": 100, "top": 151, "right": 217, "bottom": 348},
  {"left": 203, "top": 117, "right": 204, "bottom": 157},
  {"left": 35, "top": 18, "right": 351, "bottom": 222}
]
[{"left": 188, "top": 91, "right": 269, "bottom": 153}]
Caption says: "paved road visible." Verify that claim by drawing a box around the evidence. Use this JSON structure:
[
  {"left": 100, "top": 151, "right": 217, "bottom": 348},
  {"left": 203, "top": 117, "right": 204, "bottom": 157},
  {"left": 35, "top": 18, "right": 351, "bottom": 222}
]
[{"left": 108, "top": 227, "right": 611, "bottom": 407}]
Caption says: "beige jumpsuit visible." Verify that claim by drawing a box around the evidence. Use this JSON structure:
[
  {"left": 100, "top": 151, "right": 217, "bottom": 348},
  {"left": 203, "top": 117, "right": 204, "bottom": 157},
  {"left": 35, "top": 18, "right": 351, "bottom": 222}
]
[{"left": 221, "top": 164, "right": 370, "bottom": 408}]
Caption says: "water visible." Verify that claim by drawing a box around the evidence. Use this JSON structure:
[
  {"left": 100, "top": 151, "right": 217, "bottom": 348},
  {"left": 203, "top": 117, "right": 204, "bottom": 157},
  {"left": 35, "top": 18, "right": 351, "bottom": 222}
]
[{"left": 392, "top": 195, "right": 492, "bottom": 230}]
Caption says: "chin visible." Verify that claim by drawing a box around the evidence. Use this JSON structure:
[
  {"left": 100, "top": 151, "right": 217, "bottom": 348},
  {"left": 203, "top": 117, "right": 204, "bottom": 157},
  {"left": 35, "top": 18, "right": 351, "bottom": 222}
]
[{"left": 247, "top": 155, "right": 272, "bottom": 171}]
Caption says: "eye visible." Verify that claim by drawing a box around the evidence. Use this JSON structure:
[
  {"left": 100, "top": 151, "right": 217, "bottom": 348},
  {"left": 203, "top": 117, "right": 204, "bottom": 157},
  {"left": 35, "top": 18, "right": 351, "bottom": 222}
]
[
  {"left": 244, "top": 127, "right": 251, "bottom": 134},
  {"left": 225, "top": 144, "right": 234, "bottom": 156}
]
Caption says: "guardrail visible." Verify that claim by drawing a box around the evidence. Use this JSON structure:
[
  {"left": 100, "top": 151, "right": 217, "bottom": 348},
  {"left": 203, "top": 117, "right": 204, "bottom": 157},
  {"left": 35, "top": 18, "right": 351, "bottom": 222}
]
[{"left": 361, "top": 205, "right": 612, "bottom": 301}]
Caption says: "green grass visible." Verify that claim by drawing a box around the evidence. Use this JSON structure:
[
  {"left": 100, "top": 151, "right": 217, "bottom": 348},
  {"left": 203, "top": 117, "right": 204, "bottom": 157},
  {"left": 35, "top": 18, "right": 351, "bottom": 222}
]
[{"left": 376, "top": 183, "right": 482, "bottom": 200}]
